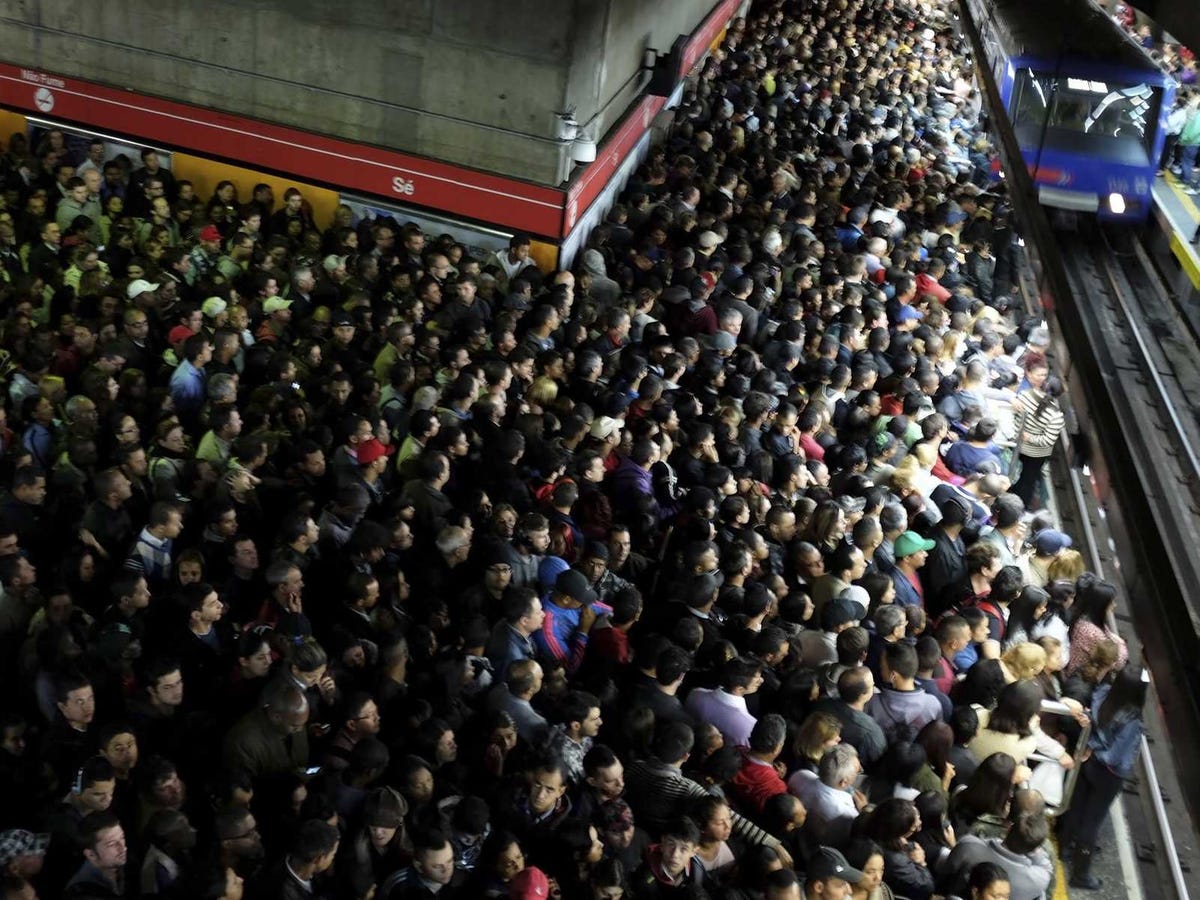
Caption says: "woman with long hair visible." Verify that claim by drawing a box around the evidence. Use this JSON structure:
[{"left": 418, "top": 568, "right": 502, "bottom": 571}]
[
  {"left": 1033, "top": 579, "right": 1074, "bottom": 667},
  {"left": 1003, "top": 586, "right": 1049, "bottom": 650},
  {"left": 969, "top": 680, "right": 1069, "bottom": 769},
  {"left": 1059, "top": 666, "right": 1149, "bottom": 889},
  {"left": 1010, "top": 373, "right": 1065, "bottom": 507},
  {"left": 1067, "top": 575, "right": 1128, "bottom": 674},
  {"left": 912, "top": 790, "right": 956, "bottom": 873},
  {"left": 470, "top": 831, "right": 527, "bottom": 898},
  {"left": 690, "top": 795, "right": 737, "bottom": 886},
  {"left": 863, "top": 797, "right": 935, "bottom": 900},
  {"left": 845, "top": 837, "right": 893, "bottom": 900},
  {"left": 949, "top": 752, "right": 1026, "bottom": 838}
]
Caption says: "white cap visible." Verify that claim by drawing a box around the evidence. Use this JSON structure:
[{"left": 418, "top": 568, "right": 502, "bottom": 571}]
[{"left": 127, "top": 279, "right": 160, "bottom": 299}]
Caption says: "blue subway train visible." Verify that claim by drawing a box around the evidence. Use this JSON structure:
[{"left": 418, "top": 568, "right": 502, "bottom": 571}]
[{"left": 963, "top": 0, "right": 1175, "bottom": 222}]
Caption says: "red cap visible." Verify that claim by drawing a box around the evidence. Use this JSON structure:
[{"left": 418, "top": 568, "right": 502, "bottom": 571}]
[
  {"left": 199, "top": 224, "right": 222, "bottom": 243},
  {"left": 167, "top": 325, "right": 196, "bottom": 346},
  {"left": 509, "top": 868, "right": 550, "bottom": 900},
  {"left": 357, "top": 438, "right": 395, "bottom": 466}
]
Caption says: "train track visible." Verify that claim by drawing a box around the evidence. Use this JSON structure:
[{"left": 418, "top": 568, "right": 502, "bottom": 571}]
[{"left": 1054, "top": 224, "right": 1200, "bottom": 898}]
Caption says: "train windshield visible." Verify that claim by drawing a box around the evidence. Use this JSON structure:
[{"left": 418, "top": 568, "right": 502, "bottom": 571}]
[{"left": 1010, "top": 68, "right": 1161, "bottom": 161}]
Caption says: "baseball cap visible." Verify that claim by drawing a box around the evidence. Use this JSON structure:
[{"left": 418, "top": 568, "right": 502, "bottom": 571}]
[
  {"left": 894, "top": 531, "right": 936, "bottom": 557},
  {"left": 1034, "top": 529, "right": 1073, "bottom": 556},
  {"left": 555, "top": 568, "right": 598, "bottom": 606},
  {"left": 166, "top": 325, "right": 195, "bottom": 346},
  {"left": 698, "top": 230, "right": 722, "bottom": 249},
  {"left": 127, "top": 278, "right": 160, "bottom": 299},
  {"left": 331, "top": 309, "right": 355, "bottom": 327},
  {"left": 323, "top": 254, "right": 348, "bottom": 273},
  {"left": 940, "top": 494, "right": 971, "bottom": 526},
  {"left": 199, "top": 224, "right": 222, "bottom": 243},
  {"left": 510, "top": 867, "right": 550, "bottom": 900},
  {"left": 0, "top": 830, "right": 50, "bottom": 867},
  {"left": 263, "top": 297, "right": 293, "bottom": 315},
  {"left": 583, "top": 541, "right": 609, "bottom": 561},
  {"left": 839, "top": 585, "right": 870, "bottom": 619},
  {"left": 357, "top": 438, "right": 394, "bottom": 466},
  {"left": 589, "top": 416, "right": 624, "bottom": 441},
  {"left": 201, "top": 296, "right": 228, "bottom": 319},
  {"left": 808, "top": 846, "right": 865, "bottom": 884}
]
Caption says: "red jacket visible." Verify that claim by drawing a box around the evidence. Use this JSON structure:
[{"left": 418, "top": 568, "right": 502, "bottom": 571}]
[
  {"left": 915, "top": 272, "right": 952, "bottom": 303},
  {"left": 731, "top": 753, "right": 787, "bottom": 813}
]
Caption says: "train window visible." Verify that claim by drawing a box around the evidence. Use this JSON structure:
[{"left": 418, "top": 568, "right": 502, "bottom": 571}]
[{"left": 1010, "top": 68, "right": 1161, "bottom": 156}]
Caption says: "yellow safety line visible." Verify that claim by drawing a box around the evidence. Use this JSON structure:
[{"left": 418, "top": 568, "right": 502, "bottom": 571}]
[
  {"left": 1160, "top": 175, "right": 1200, "bottom": 290},
  {"left": 1054, "top": 852, "right": 1070, "bottom": 900},
  {"left": 1163, "top": 172, "right": 1200, "bottom": 221}
]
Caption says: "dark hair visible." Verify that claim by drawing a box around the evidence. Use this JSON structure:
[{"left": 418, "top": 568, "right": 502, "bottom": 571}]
[
  {"left": 952, "top": 752, "right": 1017, "bottom": 826},
  {"left": 78, "top": 756, "right": 116, "bottom": 791},
  {"left": 1008, "top": 586, "right": 1050, "bottom": 637},
  {"left": 748, "top": 713, "right": 787, "bottom": 754},
  {"left": 844, "top": 837, "right": 884, "bottom": 874},
  {"left": 967, "top": 861, "right": 1011, "bottom": 893},
  {"left": 653, "top": 721, "right": 695, "bottom": 763},
  {"left": 79, "top": 810, "right": 122, "bottom": 851},
  {"left": 1097, "top": 665, "right": 1148, "bottom": 730},
  {"left": 950, "top": 704, "right": 980, "bottom": 744},
  {"left": 661, "top": 816, "right": 701, "bottom": 845},
  {"left": 1005, "top": 809, "right": 1050, "bottom": 854},
  {"left": 953, "top": 658, "right": 1006, "bottom": 709},
  {"left": 883, "top": 641, "right": 919, "bottom": 680},
  {"left": 917, "top": 720, "right": 954, "bottom": 778},
  {"left": 987, "top": 680, "right": 1042, "bottom": 738},
  {"left": 1071, "top": 576, "right": 1118, "bottom": 629},
  {"left": 864, "top": 797, "right": 920, "bottom": 850}
]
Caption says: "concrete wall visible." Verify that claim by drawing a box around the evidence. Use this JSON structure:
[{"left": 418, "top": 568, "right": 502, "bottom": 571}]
[{"left": 0, "top": 0, "right": 718, "bottom": 187}]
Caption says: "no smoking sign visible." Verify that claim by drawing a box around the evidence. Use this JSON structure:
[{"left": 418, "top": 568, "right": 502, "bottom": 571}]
[{"left": 34, "top": 87, "right": 54, "bottom": 112}]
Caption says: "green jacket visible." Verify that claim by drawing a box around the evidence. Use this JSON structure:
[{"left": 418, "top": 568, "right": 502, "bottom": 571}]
[{"left": 1181, "top": 108, "right": 1200, "bottom": 147}]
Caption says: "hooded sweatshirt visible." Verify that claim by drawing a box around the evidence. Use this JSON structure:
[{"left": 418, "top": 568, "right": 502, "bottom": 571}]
[{"left": 582, "top": 249, "right": 621, "bottom": 307}]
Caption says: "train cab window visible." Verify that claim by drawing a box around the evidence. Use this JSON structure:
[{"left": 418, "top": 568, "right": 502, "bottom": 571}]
[{"left": 1010, "top": 68, "right": 1161, "bottom": 158}]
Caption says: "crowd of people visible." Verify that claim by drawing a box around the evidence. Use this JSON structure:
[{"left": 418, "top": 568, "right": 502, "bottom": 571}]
[{"left": 0, "top": 0, "right": 1153, "bottom": 898}]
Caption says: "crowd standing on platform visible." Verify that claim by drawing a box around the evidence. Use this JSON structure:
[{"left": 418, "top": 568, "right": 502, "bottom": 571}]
[{"left": 0, "top": 0, "right": 1149, "bottom": 898}]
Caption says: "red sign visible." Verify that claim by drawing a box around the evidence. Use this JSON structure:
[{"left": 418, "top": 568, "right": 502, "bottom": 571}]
[
  {"left": 0, "top": 64, "right": 568, "bottom": 237},
  {"left": 0, "top": 0, "right": 739, "bottom": 240},
  {"left": 565, "top": 0, "right": 741, "bottom": 231}
]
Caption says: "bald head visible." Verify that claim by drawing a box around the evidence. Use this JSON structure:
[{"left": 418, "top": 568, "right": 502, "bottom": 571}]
[
  {"left": 507, "top": 659, "right": 543, "bottom": 697},
  {"left": 263, "top": 680, "right": 309, "bottom": 733}
]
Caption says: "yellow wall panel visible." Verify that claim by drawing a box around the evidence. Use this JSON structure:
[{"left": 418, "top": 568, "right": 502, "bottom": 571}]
[
  {"left": 0, "top": 110, "right": 28, "bottom": 150},
  {"left": 171, "top": 153, "right": 341, "bottom": 230},
  {"left": 529, "top": 239, "right": 560, "bottom": 272}
]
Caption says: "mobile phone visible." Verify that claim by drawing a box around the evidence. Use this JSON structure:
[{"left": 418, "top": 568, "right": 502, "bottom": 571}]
[{"left": 305, "top": 766, "right": 322, "bottom": 776}]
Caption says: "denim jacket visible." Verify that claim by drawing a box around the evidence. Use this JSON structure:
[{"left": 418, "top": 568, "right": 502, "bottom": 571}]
[{"left": 1087, "top": 684, "right": 1145, "bottom": 778}]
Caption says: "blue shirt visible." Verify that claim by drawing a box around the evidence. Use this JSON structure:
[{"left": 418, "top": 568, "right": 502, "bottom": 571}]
[{"left": 944, "top": 441, "right": 1005, "bottom": 477}]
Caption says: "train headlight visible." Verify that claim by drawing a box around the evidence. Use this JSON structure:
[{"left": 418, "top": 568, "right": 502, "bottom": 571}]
[{"left": 1108, "top": 193, "right": 1126, "bottom": 215}]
